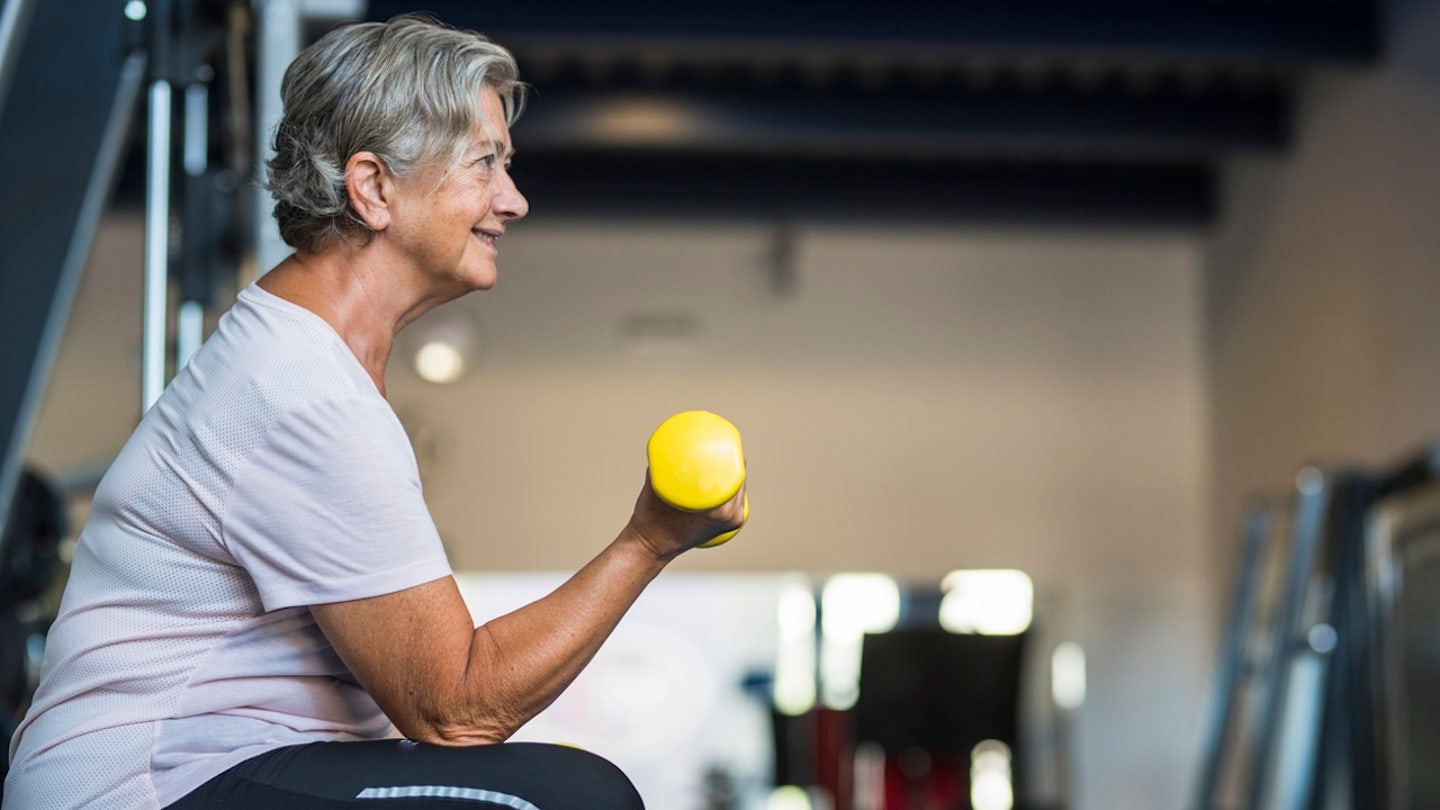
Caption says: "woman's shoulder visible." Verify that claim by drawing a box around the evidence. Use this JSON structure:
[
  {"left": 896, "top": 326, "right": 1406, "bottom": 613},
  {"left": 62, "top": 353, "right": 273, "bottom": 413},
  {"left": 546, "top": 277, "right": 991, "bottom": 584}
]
[{"left": 199, "top": 284, "right": 378, "bottom": 408}]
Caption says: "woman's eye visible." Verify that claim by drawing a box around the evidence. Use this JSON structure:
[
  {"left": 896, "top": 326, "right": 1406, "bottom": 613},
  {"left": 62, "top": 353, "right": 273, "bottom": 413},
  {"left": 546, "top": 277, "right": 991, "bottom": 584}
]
[{"left": 468, "top": 156, "right": 496, "bottom": 181}]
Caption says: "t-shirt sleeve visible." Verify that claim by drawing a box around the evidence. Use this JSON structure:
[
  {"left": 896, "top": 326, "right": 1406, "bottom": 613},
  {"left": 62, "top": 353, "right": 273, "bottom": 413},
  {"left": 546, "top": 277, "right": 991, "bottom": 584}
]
[{"left": 222, "top": 394, "right": 452, "bottom": 611}]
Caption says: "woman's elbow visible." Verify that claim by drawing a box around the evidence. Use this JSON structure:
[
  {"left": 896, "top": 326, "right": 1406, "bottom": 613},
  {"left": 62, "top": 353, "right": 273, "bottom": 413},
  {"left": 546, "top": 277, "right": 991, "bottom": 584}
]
[{"left": 397, "top": 701, "right": 523, "bottom": 746}]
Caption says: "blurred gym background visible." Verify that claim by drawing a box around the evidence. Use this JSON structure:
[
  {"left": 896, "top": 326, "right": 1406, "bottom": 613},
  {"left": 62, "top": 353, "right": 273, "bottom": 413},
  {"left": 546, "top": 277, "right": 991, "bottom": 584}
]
[{"left": 3, "top": 0, "right": 1439, "bottom": 808}]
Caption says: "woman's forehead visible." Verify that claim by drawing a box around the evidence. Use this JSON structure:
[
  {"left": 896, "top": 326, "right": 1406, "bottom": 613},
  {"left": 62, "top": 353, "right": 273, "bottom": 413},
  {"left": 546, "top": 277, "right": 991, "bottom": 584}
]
[{"left": 472, "top": 87, "right": 512, "bottom": 145}]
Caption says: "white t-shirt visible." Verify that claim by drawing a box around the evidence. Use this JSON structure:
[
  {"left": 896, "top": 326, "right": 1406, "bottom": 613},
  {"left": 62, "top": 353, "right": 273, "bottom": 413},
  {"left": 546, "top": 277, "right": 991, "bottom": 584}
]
[{"left": 5, "top": 284, "right": 453, "bottom": 810}]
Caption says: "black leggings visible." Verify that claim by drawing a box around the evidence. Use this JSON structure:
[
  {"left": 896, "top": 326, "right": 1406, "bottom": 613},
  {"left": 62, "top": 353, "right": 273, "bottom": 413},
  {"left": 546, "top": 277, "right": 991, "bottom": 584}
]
[{"left": 165, "top": 739, "right": 645, "bottom": 809}]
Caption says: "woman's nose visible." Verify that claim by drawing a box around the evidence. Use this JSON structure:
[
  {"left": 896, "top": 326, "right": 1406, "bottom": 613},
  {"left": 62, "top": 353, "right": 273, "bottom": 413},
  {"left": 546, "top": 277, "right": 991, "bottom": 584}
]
[{"left": 494, "top": 169, "right": 529, "bottom": 221}]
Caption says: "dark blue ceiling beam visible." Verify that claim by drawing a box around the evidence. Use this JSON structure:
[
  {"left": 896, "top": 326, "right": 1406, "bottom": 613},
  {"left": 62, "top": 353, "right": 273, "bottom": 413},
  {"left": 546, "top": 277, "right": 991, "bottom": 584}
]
[
  {"left": 508, "top": 152, "right": 1215, "bottom": 227},
  {"left": 514, "top": 81, "right": 1289, "bottom": 160},
  {"left": 368, "top": 0, "right": 1379, "bottom": 67}
]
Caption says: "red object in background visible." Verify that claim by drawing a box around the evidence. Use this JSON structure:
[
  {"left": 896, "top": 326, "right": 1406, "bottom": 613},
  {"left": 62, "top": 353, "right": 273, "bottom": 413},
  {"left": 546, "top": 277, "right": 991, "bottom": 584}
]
[
  {"left": 813, "top": 708, "right": 852, "bottom": 809},
  {"left": 802, "top": 708, "right": 971, "bottom": 810},
  {"left": 882, "top": 748, "right": 967, "bottom": 810},
  {"left": 772, "top": 707, "right": 856, "bottom": 808}
]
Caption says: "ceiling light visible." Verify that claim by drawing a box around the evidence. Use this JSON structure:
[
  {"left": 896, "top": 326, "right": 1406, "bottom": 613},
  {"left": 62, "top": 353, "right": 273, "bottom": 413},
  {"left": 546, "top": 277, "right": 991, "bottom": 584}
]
[
  {"left": 404, "top": 303, "right": 482, "bottom": 385},
  {"left": 414, "top": 340, "right": 466, "bottom": 384}
]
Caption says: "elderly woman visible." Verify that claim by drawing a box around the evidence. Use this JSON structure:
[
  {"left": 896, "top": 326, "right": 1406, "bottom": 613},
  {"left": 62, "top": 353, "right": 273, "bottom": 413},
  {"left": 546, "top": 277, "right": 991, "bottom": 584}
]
[{"left": 4, "top": 15, "right": 743, "bottom": 809}]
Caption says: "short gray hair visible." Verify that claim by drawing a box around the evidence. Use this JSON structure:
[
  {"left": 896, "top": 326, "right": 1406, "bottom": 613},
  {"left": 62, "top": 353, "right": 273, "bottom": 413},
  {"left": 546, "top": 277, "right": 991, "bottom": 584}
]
[{"left": 264, "top": 14, "right": 525, "bottom": 252}]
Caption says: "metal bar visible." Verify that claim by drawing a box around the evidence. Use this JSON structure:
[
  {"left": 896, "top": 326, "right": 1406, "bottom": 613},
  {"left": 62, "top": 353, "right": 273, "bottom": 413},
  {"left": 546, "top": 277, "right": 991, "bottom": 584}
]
[
  {"left": 1378, "top": 442, "right": 1440, "bottom": 500},
  {"left": 183, "top": 82, "right": 207, "bottom": 176},
  {"left": 1247, "top": 467, "right": 1330, "bottom": 810},
  {"left": 1193, "top": 502, "right": 1275, "bottom": 810},
  {"left": 1310, "top": 474, "right": 1380, "bottom": 810},
  {"left": 143, "top": 78, "right": 172, "bottom": 412},
  {"left": 176, "top": 301, "right": 205, "bottom": 370},
  {"left": 300, "top": 0, "right": 365, "bottom": 19},
  {"left": 253, "top": 0, "right": 301, "bottom": 276},
  {"left": 176, "top": 82, "right": 208, "bottom": 371},
  {"left": 0, "top": 0, "right": 36, "bottom": 117},
  {"left": 250, "top": 0, "right": 365, "bottom": 276}
]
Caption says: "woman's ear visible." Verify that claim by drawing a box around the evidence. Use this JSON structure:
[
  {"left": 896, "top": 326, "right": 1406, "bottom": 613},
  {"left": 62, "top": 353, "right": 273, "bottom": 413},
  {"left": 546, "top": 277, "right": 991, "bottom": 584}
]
[{"left": 345, "top": 151, "right": 392, "bottom": 232}]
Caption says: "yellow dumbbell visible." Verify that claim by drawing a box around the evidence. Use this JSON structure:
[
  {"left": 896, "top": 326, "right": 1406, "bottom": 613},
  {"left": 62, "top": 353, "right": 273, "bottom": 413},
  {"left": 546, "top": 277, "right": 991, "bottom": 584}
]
[{"left": 647, "top": 410, "right": 748, "bottom": 547}]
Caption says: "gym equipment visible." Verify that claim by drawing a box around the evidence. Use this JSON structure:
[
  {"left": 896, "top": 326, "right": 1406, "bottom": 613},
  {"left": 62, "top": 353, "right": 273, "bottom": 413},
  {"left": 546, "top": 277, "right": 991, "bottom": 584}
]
[
  {"left": 1196, "top": 446, "right": 1440, "bottom": 810},
  {"left": 1192, "top": 499, "right": 1284, "bottom": 810},
  {"left": 0, "top": 0, "right": 143, "bottom": 551},
  {"left": 1236, "top": 467, "right": 1377, "bottom": 810},
  {"left": 0, "top": 0, "right": 289, "bottom": 556},
  {"left": 1364, "top": 445, "right": 1440, "bottom": 809},
  {"left": 646, "top": 411, "right": 747, "bottom": 547}
]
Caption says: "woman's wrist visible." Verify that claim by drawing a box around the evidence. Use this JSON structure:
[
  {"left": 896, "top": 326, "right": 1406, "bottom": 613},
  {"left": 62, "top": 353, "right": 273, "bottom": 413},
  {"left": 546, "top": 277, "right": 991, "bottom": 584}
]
[{"left": 616, "top": 519, "right": 684, "bottom": 567}]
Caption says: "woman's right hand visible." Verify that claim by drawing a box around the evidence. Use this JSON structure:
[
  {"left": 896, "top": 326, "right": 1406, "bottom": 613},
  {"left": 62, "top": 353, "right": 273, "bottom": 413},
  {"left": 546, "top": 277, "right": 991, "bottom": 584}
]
[{"left": 624, "top": 472, "right": 747, "bottom": 562}]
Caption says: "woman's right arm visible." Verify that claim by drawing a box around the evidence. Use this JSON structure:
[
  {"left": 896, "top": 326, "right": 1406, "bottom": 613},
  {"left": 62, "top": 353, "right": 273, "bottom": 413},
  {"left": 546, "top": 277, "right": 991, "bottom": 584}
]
[{"left": 310, "top": 475, "right": 745, "bottom": 744}]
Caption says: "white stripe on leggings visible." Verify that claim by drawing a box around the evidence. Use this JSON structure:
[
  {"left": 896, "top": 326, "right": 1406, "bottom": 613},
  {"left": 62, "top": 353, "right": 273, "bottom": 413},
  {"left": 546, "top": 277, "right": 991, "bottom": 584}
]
[{"left": 355, "top": 785, "right": 540, "bottom": 808}]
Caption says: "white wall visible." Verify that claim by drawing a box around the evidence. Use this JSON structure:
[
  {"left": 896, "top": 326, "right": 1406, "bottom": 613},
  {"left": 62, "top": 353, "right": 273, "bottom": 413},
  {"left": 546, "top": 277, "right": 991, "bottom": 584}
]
[
  {"left": 31, "top": 217, "right": 1212, "bottom": 807},
  {"left": 1207, "top": 0, "right": 1440, "bottom": 571}
]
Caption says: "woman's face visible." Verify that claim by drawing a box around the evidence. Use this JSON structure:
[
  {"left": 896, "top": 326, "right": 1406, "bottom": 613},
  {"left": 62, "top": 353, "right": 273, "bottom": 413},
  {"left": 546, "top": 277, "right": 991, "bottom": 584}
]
[{"left": 388, "top": 86, "right": 528, "bottom": 294}]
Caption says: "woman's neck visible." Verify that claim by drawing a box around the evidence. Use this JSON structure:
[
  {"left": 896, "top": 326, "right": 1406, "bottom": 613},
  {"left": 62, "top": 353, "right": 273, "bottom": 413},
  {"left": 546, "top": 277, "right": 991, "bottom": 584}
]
[{"left": 257, "top": 247, "right": 446, "bottom": 396}]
